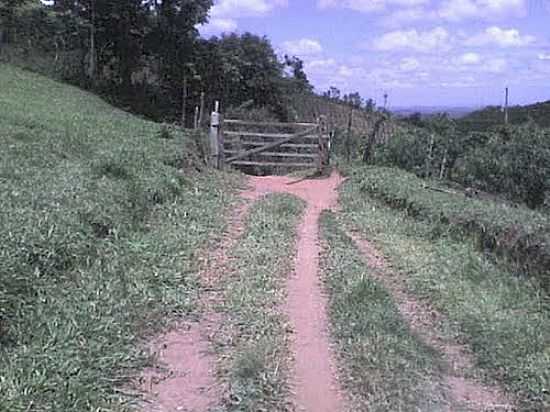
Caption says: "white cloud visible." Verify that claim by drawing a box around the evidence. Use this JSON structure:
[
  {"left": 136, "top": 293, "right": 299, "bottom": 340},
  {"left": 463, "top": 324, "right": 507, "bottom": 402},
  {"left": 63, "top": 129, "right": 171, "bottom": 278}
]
[
  {"left": 482, "top": 58, "right": 507, "bottom": 73},
  {"left": 400, "top": 57, "right": 420, "bottom": 71},
  {"left": 373, "top": 27, "right": 450, "bottom": 53},
  {"left": 438, "top": 0, "right": 526, "bottom": 21},
  {"left": 199, "top": 0, "right": 287, "bottom": 35},
  {"left": 200, "top": 18, "right": 238, "bottom": 35},
  {"left": 458, "top": 52, "right": 481, "bottom": 64},
  {"left": 282, "top": 39, "right": 323, "bottom": 56},
  {"left": 380, "top": 0, "right": 526, "bottom": 25},
  {"left": 466, "top": 26, "right": 535, "bottom": 47},
  {"left": 318, "top": 0, "right": 428, "bottom": 13},
  {"left": 539, "top": 52, "right": 550, "bottom": 60},
  {"left": 306, "top": 58, "right": 338, "bottom": 70},
  {"left": 318, "top": 0, "right": 386, "bottom": 12},
  {"left": 380, "top": 8, "right": 437, "bottom": 27},
  {"left": 210, "top": 0, "right": 288, "bottom": 19},
  {"left": 338, "top": 65, "right": 355, "bottom": 77}
]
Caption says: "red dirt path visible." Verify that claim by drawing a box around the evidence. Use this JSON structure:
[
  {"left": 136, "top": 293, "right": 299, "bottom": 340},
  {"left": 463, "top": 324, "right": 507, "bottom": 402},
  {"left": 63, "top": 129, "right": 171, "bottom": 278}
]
[
  {"left": 140, "top": 171, "right": 348, "bottom": 412},
  {"left": 243, "top": 171, "right": 348, "bottom": 412},
  {"left": 140, "top": 197, "right": 257, "bottom": 412}
]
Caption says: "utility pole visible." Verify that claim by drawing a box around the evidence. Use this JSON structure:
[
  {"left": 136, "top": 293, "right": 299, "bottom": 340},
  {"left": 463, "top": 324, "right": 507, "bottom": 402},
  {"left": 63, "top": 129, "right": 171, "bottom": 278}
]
[
  {"left": 383, "top": 91, "right": 389, "bottom": 111},
  {"left": 504, "top": 86, "right": 509, "bottom": 125}
]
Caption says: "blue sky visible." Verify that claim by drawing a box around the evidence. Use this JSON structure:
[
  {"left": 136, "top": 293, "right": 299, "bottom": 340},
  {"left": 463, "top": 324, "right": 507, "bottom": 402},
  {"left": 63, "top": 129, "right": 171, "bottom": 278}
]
[{"left": 198, "top": 0, "right": 550, "bottom": 107}]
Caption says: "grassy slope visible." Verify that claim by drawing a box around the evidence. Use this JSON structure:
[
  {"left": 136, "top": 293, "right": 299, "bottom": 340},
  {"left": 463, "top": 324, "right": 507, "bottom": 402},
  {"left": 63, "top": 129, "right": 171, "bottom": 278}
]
[
  {"left": 338, "top": 166, "right": 550, "bottom": 409},
  {"left": 214, "top": 194, "right": 304, "bottom": 412},
  {"left": 0, "top": 64, "right": 239, "bottom": 411}
]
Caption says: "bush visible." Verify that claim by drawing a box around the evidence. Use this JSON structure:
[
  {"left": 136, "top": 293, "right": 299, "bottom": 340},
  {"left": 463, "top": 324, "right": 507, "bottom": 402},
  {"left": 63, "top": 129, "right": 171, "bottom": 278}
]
[
  {"left": 345, "top": 166, "right": 550, "bottom": 292},
  {"left": 455, "top": 125, "right": 550, "bottom": 209}
]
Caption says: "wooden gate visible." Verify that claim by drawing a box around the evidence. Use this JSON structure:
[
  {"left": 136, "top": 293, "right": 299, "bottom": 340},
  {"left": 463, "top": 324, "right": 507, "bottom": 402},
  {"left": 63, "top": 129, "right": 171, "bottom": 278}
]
[{"left": 208, "top": 104, "right": 331, "bottom": 174}]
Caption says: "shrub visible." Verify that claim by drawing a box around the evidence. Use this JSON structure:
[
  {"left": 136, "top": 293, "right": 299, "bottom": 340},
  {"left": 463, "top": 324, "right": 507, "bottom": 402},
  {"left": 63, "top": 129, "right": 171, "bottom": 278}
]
[{"left": 346, "top": 166, "right": 550, "bottom": 292}]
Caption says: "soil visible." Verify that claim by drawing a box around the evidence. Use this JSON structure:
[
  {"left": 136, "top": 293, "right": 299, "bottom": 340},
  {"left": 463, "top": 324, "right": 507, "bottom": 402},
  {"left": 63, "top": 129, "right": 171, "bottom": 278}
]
[
  {"left": 139, "top": 196, "right": 258, "bottom": 412},
  {"left": 243, "top": 171, "right": 348, "bottom": 412},
  {"left": 139, "top": 169, "right": 512, "bottom": 412}
]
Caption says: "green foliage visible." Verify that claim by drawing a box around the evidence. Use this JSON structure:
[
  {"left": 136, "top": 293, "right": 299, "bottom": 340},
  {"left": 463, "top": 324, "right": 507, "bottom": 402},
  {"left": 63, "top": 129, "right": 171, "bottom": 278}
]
[
  {"left": 0, "top": 65, "right": 239, "bottom": 410},
  {"left": 338, "top": 177, "right": 550, "bottom": 409},
  {"left": 459, "top": 101, "right": 550, "bottom": 131},
  {"left": 375, "top": 114, "right": 550, "bottom": 209},
  {"left": 343, "top": 165, "right": 550, "bottom": 292},
  {"left": 455, "top": 124, "right": 550, "bottom": 208}
]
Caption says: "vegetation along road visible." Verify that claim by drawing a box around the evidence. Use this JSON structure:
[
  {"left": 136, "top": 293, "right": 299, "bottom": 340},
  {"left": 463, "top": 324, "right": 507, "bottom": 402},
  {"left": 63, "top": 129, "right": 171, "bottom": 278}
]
[{"left": 2, "top": 51, "right": 550, "bottom": 412}]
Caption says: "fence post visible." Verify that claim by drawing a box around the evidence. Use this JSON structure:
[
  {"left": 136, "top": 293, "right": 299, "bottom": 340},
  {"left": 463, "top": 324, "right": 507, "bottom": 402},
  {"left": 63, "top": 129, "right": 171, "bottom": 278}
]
[
  {"left": 209, "top": 101, "right": 221, "bottom": 168},
  {"left": 199, "top": 91, "right": 205, "bottom": 127},
  {"left": 317, "top": 115, "right": 329, "bottom": 172},
  {"left": 345, "top": 108, "right": 353, "bottom": 162},
  {"left": 193, "top": 106, "right": 199, "bottom": 129}
]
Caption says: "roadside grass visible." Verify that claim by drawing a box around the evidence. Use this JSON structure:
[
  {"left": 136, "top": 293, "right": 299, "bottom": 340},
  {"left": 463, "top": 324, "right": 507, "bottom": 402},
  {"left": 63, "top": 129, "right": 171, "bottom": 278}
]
[
  {"left": 342, "top": 165, "right": 550, "bottom": 292},
  {"left": 339, "top": 171, "right": 550, "bottom": 410},
  {"left": 213, "top": 194, "right": 304, "bottom": 412},
  {"left": 320, "top": 212, "right": 450, "bottom": 412},
  {"left": 0, "top": 64, "right": 240, "bottom": 411}
]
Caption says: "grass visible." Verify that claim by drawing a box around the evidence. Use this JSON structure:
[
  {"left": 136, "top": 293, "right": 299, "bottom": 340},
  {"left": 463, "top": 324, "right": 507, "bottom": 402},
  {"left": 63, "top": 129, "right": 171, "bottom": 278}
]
[
  {"left": 212, "top": 194, "right": 304, "bottom": 412},
  {"left": 343, "top": 165, "right": 550, "bottom": 291},
  {"left": 0, "top": 64, "right": 240, "bottom": 411},
  {"left": 339, "top": 170, "right": 550, "bottom": 410},
  {"left": 320, "top": 212, "right": 451, "bottom": 412}
]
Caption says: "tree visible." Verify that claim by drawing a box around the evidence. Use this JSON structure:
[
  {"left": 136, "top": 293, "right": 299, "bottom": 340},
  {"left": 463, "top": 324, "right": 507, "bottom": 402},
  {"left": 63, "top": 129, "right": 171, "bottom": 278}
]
[
  {"left": 343, "top": 91, "right": 362, "bottom": 109},
  {"left": 284, "top": 55, "right": 312, "bottom": 93}
]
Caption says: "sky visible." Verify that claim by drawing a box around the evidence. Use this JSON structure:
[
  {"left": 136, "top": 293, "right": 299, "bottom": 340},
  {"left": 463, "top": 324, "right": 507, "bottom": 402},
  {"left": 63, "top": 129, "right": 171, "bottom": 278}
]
[{"left": 198, "top": 0, "right": 550, "bottom": 108}]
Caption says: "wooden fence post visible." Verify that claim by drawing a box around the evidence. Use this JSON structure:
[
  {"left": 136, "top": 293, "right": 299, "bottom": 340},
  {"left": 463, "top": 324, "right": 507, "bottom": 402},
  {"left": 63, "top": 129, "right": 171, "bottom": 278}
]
[
  {"left": 345, "top": 108, "right": 353, "bottom": 162},
  {"left": 199, "top": 92, "right": 205, "bottom": 127},
  {"left": 193, "top": 106, "right": 199, "bottom": 129},
  {"left": 209, "top": 101, "right": 221, "bottom": 168},
  {"left": 317, "top": 115, "right": 329, "bottom": 172}
]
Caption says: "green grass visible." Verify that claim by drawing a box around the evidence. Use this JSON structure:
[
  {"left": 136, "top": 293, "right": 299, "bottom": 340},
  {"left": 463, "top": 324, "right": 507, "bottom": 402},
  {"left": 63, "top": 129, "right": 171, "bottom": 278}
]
[
  {"left": 0, "top": 64, "right": 240, "bottom": 411},
  {"left": 320, "top": 212, "right": 451, "bottom": 412},
  {"left": 343, "top": 165, "right": 550, "bottom": 291},
  {"left": 212, "top": 194, "right": 304, "bottom": 412},
  {"left": 339, "top": 171, "right": 550, "bottom": 410}
]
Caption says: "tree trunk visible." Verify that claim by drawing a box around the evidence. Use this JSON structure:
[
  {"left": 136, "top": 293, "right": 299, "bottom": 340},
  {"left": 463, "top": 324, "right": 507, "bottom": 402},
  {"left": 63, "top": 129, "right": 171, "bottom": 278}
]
[{"left": 89, "top": 0, "right": 97, "bottom": 84}]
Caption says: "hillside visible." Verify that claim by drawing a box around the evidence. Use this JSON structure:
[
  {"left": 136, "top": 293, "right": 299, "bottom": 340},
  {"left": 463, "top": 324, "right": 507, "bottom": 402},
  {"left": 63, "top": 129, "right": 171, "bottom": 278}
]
[
  {"left": 289, "top": 93, "right": 397, "bottom": 144},
  {"left": 0, "top": 64, "right": 238, "bottom": 410},
  {"left": 459, "top": 100, "right": 550, "bottom": 131}
]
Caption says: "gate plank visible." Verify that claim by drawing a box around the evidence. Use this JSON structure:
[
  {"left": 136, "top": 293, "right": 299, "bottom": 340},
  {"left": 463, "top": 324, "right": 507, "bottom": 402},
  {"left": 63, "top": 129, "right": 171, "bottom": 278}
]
[
  {"left": 224, "top": 141, "right": 318, "bottom": 149},
  {"left": 224, "top": 120, "right": 316, "bottom": 128},
  {"left": 224, "top": 150, "right": 317, "bottom": 159},
  {"left": 230, "top": 161, "right": 314, "bottom": 168},
  {"left": 225, "top": 126, "right": 318, "bottom": 163}
]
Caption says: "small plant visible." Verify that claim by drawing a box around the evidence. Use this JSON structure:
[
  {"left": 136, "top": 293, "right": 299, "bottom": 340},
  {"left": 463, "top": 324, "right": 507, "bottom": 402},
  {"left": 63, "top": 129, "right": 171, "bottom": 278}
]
[{"left": 157, "top": 124, "right": 174, "bottom": 140}]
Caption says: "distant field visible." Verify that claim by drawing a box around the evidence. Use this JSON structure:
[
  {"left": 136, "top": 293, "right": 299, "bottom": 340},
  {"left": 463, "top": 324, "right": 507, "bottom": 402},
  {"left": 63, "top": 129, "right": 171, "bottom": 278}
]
[{"left": 0, "top": 64, "right": 239, "bottom": 411}]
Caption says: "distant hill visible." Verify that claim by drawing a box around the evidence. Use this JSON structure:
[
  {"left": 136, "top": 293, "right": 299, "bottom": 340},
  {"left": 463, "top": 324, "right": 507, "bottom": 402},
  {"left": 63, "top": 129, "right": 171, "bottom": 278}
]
[
  {"left": 289, "top": 93, "right": 398, "bottom": 144},
  {"left": 458, "top": 100, "right": 550, "bottom": 131},
  {"left": 392, "top": 106, "right": 475, "bottom": 119}
]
